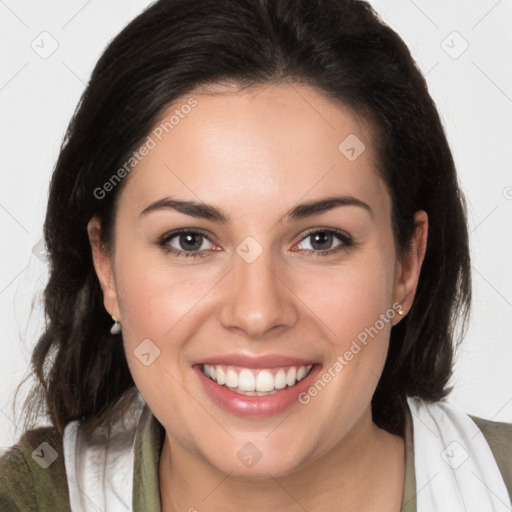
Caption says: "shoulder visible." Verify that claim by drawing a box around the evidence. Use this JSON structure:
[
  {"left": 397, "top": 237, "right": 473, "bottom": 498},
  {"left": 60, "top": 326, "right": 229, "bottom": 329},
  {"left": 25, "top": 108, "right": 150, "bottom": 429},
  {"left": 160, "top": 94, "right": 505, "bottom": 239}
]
[
  {"left": 470, "top": 414, "right": 512, "bottom": 501},
  {"left": 471, "top": 414, "right": 512, "bottom": 443},
  {"left": 0, "top": 426, "right": 70, "bottom": 511},
  {"left": 470, "top": 414, "right": 512, "bottom": 457}
]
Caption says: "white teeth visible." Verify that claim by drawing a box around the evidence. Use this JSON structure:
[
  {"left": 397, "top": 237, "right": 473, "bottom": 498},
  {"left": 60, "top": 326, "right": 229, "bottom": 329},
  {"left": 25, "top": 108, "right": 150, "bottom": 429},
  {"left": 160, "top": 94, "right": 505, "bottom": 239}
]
[
  {"left": 296, "top": 366, "right": 307, "bottom": 381},
  {"left": 274, "top": 369, "right": 287, "bottom": 389},
  {"left": 225, "top": 368, "right": 238, "bottom": 388},
  {"left": 238, "top": 369, "right": 256, "bottom": 391},
  {"left": 255, "top": 370, "right": 275, "bottom": 392},
  {"left": 216, "top": 367, "right": 226, "bottom": 385},
  {"left": 286, "top": 367, "right": 297, "bottom": 387},
  {"left": 202, "top": 364, "right": 313, "bottom": 393}
]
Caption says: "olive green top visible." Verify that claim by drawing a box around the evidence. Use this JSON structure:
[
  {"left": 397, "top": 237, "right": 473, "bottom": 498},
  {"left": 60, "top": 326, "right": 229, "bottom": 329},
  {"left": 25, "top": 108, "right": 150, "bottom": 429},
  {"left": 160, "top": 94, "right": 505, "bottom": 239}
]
[{"left": 1, "top": 401, "right": 511, "bottom": 511}]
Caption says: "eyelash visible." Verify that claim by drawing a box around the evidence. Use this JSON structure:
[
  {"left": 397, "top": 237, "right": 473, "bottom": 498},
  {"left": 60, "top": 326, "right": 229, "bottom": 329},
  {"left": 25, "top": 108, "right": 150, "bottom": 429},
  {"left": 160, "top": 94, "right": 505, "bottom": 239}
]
[{"left": 156, "top": 228, "right": 354, "bottom": 259}]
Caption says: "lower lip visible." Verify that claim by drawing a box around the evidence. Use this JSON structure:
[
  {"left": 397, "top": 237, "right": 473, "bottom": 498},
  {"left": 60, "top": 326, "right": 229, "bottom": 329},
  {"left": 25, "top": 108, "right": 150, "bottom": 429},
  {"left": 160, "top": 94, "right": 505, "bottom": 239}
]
[{"left": 194, "top": 364, "right": 322, "bottom": 418}]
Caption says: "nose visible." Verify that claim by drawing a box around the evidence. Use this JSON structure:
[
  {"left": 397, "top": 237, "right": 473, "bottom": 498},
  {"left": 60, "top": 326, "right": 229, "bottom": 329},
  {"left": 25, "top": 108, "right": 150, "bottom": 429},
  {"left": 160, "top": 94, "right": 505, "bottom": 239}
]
[{"left": 219, "top": 247, "right": 298, "bottom": 339}]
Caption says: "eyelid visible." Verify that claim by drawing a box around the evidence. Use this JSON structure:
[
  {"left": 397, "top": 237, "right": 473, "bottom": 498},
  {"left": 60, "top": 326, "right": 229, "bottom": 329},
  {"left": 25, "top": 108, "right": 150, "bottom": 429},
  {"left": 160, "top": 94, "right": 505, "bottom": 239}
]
[
  {"left": 296, "top": 226, "right": 352, "bottom": 243},
  {"left": 292, "top": 227, "right": 353, "bottom": 254},
  {"left": 157, "top": 226, "right": 354, "bottom": 258},
  {"left": 158, "top": 228, "right": 217, "bottom": 250}
]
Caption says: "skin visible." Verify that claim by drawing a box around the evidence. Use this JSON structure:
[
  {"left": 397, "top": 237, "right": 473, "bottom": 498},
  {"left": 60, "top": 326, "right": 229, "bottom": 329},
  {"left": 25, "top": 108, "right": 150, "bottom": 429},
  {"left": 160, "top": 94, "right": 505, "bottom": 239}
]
[{"left": 88, "top": 82, "right": 428, "bottom": 512}]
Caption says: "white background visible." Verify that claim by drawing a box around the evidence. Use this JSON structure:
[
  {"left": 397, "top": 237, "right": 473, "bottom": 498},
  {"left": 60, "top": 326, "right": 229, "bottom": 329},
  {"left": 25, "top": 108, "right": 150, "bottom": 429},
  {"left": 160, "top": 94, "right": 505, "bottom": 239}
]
[{"left": 1, "top": 0, "right": 511, "bottom": 448}]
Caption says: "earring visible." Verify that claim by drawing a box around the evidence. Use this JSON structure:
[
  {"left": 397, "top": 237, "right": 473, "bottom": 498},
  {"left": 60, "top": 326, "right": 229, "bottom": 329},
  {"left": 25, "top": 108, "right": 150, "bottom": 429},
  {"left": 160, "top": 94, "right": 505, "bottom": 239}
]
[
  {"left": 110, "top": 316, "right": 122, "bottom": 335},
  {"left": 397, "top": 307, "right": 405, "bottom": 316}
]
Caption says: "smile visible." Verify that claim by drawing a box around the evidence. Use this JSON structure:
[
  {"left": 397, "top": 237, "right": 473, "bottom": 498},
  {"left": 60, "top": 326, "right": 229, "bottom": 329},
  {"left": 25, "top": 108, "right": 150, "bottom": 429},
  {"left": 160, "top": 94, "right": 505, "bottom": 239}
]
[
  {"left": 202, "top": 364, "right": 314, "bottom": 396},
  {"left": 194, "top": 354, "right": 321, "bottom": 417}
]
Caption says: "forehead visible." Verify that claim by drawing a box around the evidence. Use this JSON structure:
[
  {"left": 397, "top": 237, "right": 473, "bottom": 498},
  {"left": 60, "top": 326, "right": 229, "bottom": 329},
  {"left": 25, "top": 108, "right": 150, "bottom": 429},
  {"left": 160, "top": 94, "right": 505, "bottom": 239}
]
[{"left": 119, "top": 83, "right": 390, "bottom": 222}]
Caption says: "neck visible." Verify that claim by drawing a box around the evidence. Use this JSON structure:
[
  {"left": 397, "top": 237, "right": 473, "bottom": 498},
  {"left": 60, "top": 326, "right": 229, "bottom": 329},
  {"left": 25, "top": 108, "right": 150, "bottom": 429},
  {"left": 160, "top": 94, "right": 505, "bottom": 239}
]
[{"left": 159, "top": 409, "right": 405, "bottom": 512}]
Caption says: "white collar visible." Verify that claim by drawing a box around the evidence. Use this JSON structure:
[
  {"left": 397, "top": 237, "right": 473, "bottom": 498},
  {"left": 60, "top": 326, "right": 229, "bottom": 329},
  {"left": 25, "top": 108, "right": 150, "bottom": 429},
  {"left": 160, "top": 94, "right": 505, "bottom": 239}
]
[
  {"left": 62, "top": 394, "right": 510, "bottom": 511},
  {"left": 407, "top": 396, "right": 510, "bottom": 510},
  {"left": 63, "top": 393, "right": 146, "bottom": 512}
]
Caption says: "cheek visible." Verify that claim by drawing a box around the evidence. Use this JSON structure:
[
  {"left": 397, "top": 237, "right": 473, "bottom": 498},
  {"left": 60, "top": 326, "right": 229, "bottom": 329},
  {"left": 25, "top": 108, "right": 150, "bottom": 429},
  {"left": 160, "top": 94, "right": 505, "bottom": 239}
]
[
  {"left": 113, "top": 255, "right": 213, "bottom": 418},
  {"left": 296, "top": 254, "right": 394, "bottom": 349},
  {"left": 114, "top": 246, "right": 215, "bottom": 341},
  {"left": 294, "top": 250, "right": 396, "bottom": 409},
  {"left": 274, "top": 254, "right": 396, "bottom": 452}
]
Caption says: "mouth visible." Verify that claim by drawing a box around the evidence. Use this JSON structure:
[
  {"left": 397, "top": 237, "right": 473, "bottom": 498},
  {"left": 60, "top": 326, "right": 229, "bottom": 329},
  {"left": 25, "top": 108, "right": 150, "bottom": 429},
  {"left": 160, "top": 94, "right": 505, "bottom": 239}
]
[
  {"left": 201, "top": 363, "right": 314, "bottom": 396},
  {"left": 193, "top": 357, "right": 321, "bottom": 418}
]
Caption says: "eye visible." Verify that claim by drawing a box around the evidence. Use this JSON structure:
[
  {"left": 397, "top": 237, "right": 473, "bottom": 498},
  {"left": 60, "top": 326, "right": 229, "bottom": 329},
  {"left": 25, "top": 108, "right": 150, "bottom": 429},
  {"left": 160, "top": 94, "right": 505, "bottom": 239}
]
[
  {"left": 157, "top": 227, "right": 354, "bottom": 259},
  {"left": 157, "top": 229, "right": 217, "bottom": 258},
  {"left": 294, "top": 228, "right": 353, "bottom": 256}
]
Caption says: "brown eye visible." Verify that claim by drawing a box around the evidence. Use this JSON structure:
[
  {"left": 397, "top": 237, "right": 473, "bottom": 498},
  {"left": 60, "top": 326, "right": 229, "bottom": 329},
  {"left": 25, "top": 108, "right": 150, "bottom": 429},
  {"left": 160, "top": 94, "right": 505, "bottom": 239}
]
[
  {"left": 158, "top": 229, "right": 216, "bottom": 258},
  {"left": 175, "top": 232, "right": 205, "bottom": 251},
  {"left": 295, "top": 229, "right": 353, "bottom": 256},
  {"left": 308, "top": 231, "right": 335, "bottom": 250}
]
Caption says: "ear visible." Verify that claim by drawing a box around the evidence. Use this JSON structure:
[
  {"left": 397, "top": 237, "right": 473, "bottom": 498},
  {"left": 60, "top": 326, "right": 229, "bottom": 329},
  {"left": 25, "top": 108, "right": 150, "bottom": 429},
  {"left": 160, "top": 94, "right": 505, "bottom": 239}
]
[
  {"left": 87, "top": 216, "right": 121, "bottom": 321},
  {"left": 392, "top": 210, "right": 428, "bottom": 325}
]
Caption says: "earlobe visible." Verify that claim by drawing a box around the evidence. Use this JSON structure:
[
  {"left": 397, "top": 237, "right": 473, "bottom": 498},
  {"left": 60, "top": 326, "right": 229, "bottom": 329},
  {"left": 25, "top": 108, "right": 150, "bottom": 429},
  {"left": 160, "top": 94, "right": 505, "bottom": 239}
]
[
  {"left": 87, "top": 217, "right": 121, "bottom": 320},
  {"left": 392, "top": 210, "right": 428, "bottom": 323}
]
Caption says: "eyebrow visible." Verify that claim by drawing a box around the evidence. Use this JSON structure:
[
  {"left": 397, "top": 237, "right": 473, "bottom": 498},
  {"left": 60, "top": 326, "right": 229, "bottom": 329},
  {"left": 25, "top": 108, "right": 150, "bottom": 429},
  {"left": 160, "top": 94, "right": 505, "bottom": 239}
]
[{"left": 139, "top": 195, "right": 374, "bottom": 223}]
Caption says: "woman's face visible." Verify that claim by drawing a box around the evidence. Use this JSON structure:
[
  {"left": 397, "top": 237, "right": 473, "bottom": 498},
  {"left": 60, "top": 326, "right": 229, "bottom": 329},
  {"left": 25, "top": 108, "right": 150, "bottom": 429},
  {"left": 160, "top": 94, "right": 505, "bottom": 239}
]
[{"left": 89, "top": 83, "right": 427, "bottom": 478}]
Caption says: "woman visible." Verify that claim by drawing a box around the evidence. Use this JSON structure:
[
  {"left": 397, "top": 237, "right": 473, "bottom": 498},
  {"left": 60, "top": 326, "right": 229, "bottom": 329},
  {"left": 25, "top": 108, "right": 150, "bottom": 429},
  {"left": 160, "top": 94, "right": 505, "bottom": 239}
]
[{"left": 1, "top": 0, "right": 511, "bottom": 510}]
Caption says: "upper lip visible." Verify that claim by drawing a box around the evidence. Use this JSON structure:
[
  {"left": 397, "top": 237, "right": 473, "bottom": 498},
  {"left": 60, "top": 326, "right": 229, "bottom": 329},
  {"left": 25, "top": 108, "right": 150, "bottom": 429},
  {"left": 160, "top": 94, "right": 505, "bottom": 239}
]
[{"left": 195, "top": 353, "right": 317, "bottom": 369}]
